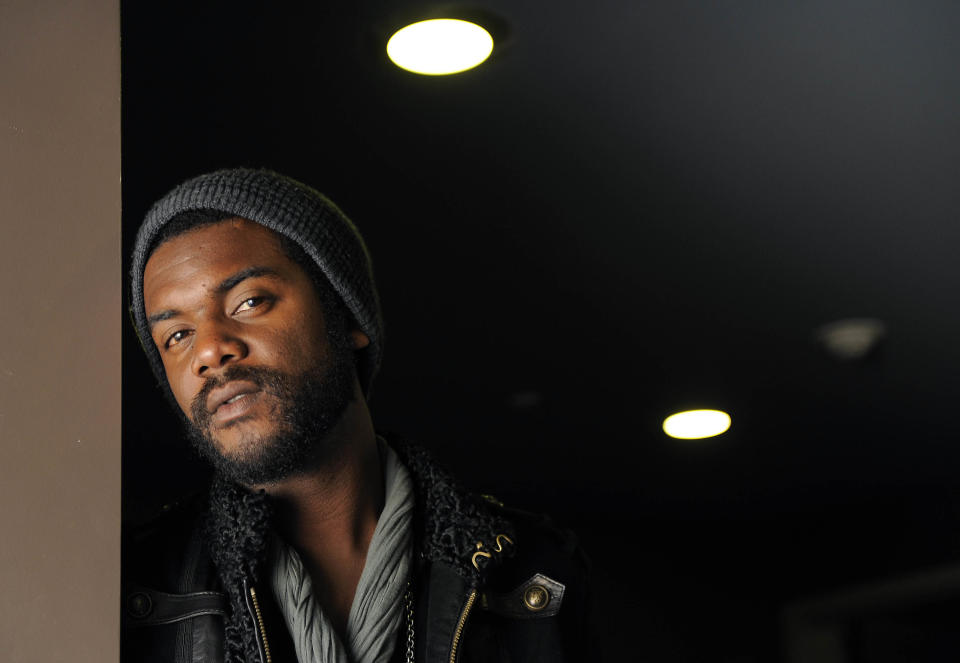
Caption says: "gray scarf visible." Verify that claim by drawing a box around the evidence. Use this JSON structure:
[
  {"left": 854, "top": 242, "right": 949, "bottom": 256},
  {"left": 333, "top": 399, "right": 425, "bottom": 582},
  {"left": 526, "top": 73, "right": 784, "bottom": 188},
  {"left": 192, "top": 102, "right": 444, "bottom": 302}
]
[{"left": 268, "top": 441, "right": 414, "bottom": 662}]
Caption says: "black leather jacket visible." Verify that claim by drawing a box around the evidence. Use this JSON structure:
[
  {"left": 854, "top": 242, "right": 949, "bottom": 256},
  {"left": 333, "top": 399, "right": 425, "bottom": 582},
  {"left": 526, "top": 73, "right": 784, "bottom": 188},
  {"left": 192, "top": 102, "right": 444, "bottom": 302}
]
[{"left": 122, "top": 440, "right": 594, "bottom": 662}]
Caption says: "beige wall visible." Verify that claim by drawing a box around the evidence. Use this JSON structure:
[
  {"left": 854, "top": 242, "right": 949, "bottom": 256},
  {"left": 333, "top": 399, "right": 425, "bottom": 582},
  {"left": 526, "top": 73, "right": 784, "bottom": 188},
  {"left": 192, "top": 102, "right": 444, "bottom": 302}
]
[{"left": 0, "top": 1, "right": 120, "bottom": 660}]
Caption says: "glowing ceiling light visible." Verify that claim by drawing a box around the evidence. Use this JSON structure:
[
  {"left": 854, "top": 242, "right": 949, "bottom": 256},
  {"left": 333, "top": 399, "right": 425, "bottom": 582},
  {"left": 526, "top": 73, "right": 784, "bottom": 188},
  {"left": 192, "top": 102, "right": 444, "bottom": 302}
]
[
  {"left": 662, "top": 409, "right": 731, "bottom": 440},
  {"left": 387, "top": 19, "right": 494, "bottom": 75}
]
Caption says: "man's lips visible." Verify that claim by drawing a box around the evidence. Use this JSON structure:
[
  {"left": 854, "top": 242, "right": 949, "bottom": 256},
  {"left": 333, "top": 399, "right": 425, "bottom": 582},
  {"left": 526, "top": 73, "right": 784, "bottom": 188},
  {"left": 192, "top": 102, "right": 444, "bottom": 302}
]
[{"left": 206, "top": 380, "right": 261, "bottom": 415}]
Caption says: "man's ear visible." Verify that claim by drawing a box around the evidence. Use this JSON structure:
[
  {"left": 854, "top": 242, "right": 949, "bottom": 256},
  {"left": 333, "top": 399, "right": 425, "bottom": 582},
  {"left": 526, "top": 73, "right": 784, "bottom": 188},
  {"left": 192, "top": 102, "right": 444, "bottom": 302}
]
[{"left": 350, "top": 329, "right": 370, "bottom": 349}]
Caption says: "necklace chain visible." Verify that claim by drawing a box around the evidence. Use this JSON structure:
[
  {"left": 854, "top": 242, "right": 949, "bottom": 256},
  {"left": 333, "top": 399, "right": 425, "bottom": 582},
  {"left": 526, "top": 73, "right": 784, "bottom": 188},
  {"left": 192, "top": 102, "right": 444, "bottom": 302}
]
[{"left": 404, "top": 581, "right": 415, "bottom": 663}]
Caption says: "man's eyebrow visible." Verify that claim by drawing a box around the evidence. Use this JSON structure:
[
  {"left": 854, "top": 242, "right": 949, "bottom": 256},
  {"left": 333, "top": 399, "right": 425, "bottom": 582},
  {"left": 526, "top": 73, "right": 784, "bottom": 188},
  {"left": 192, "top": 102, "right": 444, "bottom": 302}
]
[
  {"left": 214, "top": 266, "right": 281, "bottom": 295},
  {"left": 147, "top": 309, "right": 178, "bottom": 331},
  {"left": 146, "top": 266, "right": 281, "bottom": 331}
]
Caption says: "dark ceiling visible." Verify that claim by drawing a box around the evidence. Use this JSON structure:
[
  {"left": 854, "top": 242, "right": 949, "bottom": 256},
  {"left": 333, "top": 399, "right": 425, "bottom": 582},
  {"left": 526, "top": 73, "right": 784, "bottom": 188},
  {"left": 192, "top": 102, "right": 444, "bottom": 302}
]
[{"left": 122, "top": 1, "right": 960, "bottom": 659}]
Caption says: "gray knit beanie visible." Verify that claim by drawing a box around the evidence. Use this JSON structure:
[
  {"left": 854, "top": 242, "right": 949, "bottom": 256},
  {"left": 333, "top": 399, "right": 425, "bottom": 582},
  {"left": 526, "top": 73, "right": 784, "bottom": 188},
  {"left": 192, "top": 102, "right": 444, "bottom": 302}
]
[{"left": 130, "top": 168, "right": 383, "bottom": 398}]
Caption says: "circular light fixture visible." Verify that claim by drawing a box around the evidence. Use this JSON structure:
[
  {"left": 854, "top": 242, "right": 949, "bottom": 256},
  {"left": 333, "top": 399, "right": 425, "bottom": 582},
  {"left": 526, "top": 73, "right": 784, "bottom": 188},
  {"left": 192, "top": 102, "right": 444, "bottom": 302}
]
[
  {"left": 815, "top": 318, "right": 886, "bottom": 361},
  {"left": 662, "top": 409, "right": 731, "bottom": 440},
  {"left": 387, "top": 19, "right": 494, "bottom": 75}
]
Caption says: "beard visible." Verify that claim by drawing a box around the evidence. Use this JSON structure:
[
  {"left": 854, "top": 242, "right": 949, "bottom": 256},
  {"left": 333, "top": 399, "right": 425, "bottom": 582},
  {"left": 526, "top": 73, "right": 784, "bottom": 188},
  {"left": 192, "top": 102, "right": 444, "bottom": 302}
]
[{"left": 182, "top": 346, "right": 355, "bottom": 486}]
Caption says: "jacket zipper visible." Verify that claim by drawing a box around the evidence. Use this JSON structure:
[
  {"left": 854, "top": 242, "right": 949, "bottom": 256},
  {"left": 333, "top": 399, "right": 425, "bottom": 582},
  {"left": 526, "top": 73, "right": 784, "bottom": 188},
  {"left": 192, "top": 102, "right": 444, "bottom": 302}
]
[
  {"left": 448, "top": 589, "right": 478, "bottom": 663},
  {"left": 248, "top": 585, "right": 273, "bottom": 663}
]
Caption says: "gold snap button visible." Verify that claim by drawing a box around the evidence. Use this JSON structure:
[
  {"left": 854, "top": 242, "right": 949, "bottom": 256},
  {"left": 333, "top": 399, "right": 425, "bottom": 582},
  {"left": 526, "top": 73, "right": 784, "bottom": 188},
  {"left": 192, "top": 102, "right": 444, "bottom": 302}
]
[{"left": 523, "top": 584, "right": 550, "bottom": 611}]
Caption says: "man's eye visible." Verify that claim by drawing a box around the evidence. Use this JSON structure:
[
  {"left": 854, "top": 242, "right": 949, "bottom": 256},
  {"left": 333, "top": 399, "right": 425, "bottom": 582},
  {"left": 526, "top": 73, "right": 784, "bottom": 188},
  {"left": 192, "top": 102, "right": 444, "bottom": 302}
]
[
  {"left": 234, "top": 296, "right": 268, "bottom": 314},
  {"left": 164, "top": 329, "right": 191, "bottom": 349}
]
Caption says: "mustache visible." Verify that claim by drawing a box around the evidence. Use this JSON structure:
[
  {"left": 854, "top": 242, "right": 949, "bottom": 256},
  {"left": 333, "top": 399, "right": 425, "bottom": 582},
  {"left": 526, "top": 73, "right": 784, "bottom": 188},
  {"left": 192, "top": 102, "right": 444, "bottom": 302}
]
[{"left": 190, "top": 365, "right": 282, "bottom": 428}]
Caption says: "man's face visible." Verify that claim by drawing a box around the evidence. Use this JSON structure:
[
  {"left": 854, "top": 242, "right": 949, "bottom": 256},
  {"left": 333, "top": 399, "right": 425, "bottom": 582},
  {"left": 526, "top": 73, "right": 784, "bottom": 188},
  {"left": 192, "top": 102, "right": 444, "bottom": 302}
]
[{"left": 142, "top": 218, "right": 360, "bottom": 485}]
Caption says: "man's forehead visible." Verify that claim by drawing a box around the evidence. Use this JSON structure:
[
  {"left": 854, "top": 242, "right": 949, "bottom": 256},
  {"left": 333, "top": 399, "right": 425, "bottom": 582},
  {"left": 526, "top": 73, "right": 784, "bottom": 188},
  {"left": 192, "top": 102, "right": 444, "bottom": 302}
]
[{"left": 143, "top": 219, "right": 291, "bottom": 295}]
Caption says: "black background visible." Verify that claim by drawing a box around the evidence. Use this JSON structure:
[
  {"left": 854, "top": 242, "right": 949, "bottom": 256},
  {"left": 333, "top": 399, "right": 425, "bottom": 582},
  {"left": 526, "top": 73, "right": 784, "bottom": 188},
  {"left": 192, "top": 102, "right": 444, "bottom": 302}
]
[{"left": 122, "top": 2, "right": 960, "bottom": 660}]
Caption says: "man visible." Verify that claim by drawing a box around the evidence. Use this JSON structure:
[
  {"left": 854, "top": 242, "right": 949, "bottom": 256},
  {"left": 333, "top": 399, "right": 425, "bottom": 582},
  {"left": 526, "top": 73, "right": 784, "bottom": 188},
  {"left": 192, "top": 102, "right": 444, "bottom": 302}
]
[{"left": 122, "top": 168, "right": 592, "bottom": 662}]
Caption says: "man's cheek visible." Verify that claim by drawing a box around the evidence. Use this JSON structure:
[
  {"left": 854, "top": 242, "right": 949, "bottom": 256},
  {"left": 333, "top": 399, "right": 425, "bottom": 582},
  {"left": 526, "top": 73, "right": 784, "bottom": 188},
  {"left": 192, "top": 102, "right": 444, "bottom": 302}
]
[{"left": 169, "top": 376, "right": 197, "bottom": 421}]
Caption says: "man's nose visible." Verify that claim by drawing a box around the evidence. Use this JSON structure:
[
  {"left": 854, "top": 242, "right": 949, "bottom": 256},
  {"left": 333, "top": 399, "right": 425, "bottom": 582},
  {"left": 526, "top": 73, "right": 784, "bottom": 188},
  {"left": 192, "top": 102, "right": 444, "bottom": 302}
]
[{"left": 190, "top": 321, "right": 248, "bottom": 377}]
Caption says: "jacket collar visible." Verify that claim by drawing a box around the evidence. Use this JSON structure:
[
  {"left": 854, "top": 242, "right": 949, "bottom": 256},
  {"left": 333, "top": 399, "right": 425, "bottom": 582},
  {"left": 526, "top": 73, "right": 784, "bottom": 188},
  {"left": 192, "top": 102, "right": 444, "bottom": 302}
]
[{"left": 202, "top": 436, "right": 515, "bottom": 662}]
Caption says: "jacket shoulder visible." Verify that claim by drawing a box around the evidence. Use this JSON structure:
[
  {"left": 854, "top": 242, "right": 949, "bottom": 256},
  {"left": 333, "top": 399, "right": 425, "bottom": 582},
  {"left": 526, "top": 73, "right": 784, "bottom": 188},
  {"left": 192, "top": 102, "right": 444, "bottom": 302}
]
[
  {"left": 121, "top": 492, "right": 228, "bottom": 663},
  {"left": 464, "top": 497, "right": 598, "bottom": 662},
  {"left": 483, "top": 498, "right": 589, "bottom": 584},
  {"left": 123, "top": 491, "right": 211, "bottom": 592}
]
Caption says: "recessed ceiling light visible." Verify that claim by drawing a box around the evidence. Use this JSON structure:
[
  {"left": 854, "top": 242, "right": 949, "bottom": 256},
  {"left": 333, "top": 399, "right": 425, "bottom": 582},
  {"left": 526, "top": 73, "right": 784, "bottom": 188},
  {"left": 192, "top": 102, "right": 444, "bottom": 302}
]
[
  {"left": 662, "top": 409, "right": 731, "bottom": 440},
  {"left": 815, "top": 318, "right": 886, "bottom": 361},
  {"left": 387, "top": 18, "right": 494, "bottom": 75}
]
